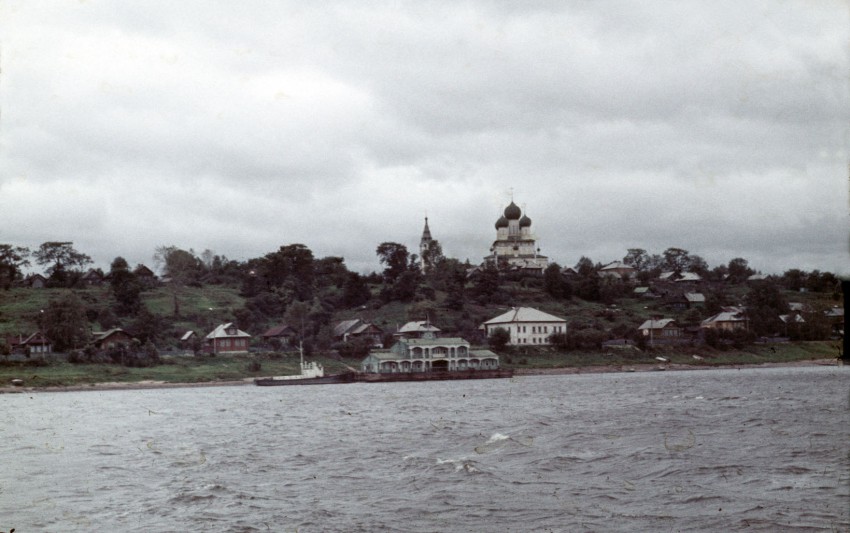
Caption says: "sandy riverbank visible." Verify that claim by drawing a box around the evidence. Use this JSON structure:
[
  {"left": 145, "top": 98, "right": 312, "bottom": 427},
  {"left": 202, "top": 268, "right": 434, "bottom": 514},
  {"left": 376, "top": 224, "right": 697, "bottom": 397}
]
[{"left": 0, "top": 359, "right": 843, "bottom": 393}]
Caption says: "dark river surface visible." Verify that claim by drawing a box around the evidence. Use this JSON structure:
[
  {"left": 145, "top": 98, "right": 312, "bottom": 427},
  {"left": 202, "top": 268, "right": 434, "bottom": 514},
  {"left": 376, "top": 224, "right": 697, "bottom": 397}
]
[{"left": 1, "top": 365, "right": 848, "bottom": 532}]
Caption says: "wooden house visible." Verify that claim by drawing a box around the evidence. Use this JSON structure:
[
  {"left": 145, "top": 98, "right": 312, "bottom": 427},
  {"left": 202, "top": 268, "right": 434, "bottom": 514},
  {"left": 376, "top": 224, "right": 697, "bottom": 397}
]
[
  {"left": 92, "top": 329, "right": 135, "bottom": 350},
  {"left": 204, "top": 323, "right": 251, "bottom": 354},
  {"left": 260, "top": 324, "right": 297, "bottom": 348}
]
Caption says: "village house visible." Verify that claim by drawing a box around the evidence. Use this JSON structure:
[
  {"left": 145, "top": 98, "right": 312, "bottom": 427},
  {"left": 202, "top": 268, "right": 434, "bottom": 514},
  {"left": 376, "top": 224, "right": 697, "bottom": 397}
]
[
  {"left": 598, "top": 261, "right": 636, "bottom": 279},
  {"left": 394, "top": 320, "right": 441, "bottom": 339},
  {"left": 204, "top": 323, "right": 251, "bottom": 354},
  {"left": 25, "top": 274, "right": 47, "bottom": 288},
  {"left": 333, "top": 318, "right": 384, "bottom": 346},
  {"left": 4, "top": 332, "right": 53, "bottom": 355},
  {"left": 92, "top": 328, "right": 135, "bottom": 350},
  {"left": 133, "top": 264, "right": 158, "bottom": 288},
  {"left": 637, "top": 318, "right": 683, "bottom": 345},
  {"left": 179, "top": 330, "right": 197, "bottom": 348},
  {"left": 481, "top": 307, "right": 567, "bottom": 346},
  {"left": 81, "top": 269, "right": 105, "bottom": 286},
  {"left": 361, "top": 333, "right": 499, "bottom": 374},
  {"left": 666, "top": 292, "right": 706, "bottom": 311},
  {"left": 259, "top": 323, "right": 298, "bottom": 348},
  {"left": 701, "top": 309, "right": 748, "bottom": 332}
]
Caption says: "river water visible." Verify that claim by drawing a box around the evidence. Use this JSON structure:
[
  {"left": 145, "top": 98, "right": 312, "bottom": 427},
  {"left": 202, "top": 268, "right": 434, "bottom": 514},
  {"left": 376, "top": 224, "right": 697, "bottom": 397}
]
[{"left": 1, "top": 365, "right": 848, "bottom": 532}]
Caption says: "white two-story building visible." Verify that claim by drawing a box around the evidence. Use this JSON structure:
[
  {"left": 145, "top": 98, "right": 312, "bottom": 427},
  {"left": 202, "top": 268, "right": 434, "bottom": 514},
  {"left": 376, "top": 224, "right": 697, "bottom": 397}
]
[{"left": 481, "top": 307, "right": 568, "bottom": 346}]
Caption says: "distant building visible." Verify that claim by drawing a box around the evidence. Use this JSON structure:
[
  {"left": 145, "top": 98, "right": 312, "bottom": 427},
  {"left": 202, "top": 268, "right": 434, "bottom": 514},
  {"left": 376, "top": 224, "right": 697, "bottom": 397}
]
[
  {"left": 395, "top": 320, "right": 441, "bottom": 339},
  {"left": 361, "top": 333, "right": 499, "bottom": 373},
  {"left": 599, "top": 261, "right": 636, "bottom": 279},
  {"left": 481, "top": 307, "right": 567, "bottom": 346},
  {"left": 92, "top": 329, "right": 135, "bottom": 350},
  {"left": 25, "top": 274, "right": 47, "bottom": 288},
  {"left": 701, "top": 309, "right": 747, "bottom": 332},
  {"left": 204, "top": 323, "right": 251, "bottom": 354},
  {"left": 260, "top": 323, "right": 297, "bottom": 348},
  {"left": 419, "top": 217, "right": 434, "bottom": 272},
  {"left": 4, "top": 332, "right": 53, "bottom": 355},
  {"left": 483, "top": 201, "right": 548, "bottom": 273},
  {"left": 333, "top": 319, "right": 384, "bottom": 346},
  {"left": 637, "top": 318, "right": 682, "bottom": 343},
  {"left": 81, "top": 269, "right": 105, "bottom": 286}
]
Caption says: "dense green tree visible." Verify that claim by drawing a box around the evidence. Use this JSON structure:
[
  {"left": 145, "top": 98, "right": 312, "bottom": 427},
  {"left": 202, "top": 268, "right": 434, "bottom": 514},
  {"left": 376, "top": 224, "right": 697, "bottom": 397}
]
[
  {"left": 0, "top": 244, "right": 30, "bottom": 290},
  {"left": 34, "top": 241, "right": 92, "bottom": 286},
  {"left": 284, "top": 300, "right": 311, "bottom": 340},
  {"left": 662, "top": 247, "right": 691, "bottom": 273},
  {"left": 727, "top": 257, "right": 754, "bottom": 283},
  {"left": 622, "top": 248, "right": 650, "bottom": 271},
  {"left": 42, "top": 292, "right": 90, "bottom": 351},
  {"left": 155, "top": 246, "right": 203, "bottom": 284},
  {"left": 376, "top": 242, "right": 410, "bottom": 285},
  {"left": 314, "top": 256, "right": 348, "bottom": 289},
  {"left": 488, "top": 327, "right": 511, "bottom": 351},
  {"left": 574, "top": 256, "right": 596, "bottom": 277},
  {"left": 806, "top": 270, "right": 839, "bottom": 293},
  {"left": 781, "top": 268, "right": 806, "bottom": 291},
  {"left": 128, "top": 307, "right": 162, "bottom": 345},
  {"left": 262, "top": 244, "right": 315, "bottom": 299},
  {"left": 543, "top": 263, "right": 567, "bottom": 299},
  {"left": 154, "top": 246, "right": 203, "bottom": 316},
  {"left": 420, "top": 239, "right": 445, "bottom": 274},
  {"left": 744, "top": 280, "right": 788, "bottom": 336},
  {"left": 341, "top": 272, "right": 372, "bottom": 308},
  {"left": 470, "top": 262, "right": 501, "bottom": 304},
  {"left": 573, "top": 257, "right": 600, "bottom": 301},
  {"left": 688, "top": 255, "right": 709, "bottom": 276},
  {"left": 109, "top": 256, "right": 142, "bottom": 316},
  {"left": 443, "top": 263, "right": 468, "bottom": 311},
  {"left": 376, "top": 243, "right": 422, "bottom": 302}
]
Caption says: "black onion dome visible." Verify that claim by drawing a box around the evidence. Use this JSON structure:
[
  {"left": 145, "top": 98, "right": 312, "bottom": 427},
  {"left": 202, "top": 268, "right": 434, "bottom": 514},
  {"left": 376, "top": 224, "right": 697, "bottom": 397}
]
[
  {"left": 495, "top": 215, "right": 509, "bottom": 229},
  {"left": 503, "top": 201, "right": 521, "bottom": 220},
  {"left": 519, "top": 214, "right": 531, "bottom": 227}
]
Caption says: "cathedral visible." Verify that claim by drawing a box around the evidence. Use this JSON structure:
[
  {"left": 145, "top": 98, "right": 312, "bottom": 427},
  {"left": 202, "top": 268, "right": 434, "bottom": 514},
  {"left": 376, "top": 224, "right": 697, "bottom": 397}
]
[{"left": 483, "top": 201, "right": 548, "bottom": 273}]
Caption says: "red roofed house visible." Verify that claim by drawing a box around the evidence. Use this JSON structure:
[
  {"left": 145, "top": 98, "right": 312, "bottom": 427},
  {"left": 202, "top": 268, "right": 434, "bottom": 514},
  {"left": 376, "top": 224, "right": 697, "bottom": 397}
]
[
  {"left": 260, "top": 323, "right": 297, "bottom": 348},
  {"left": 205, "top": 323, "right": 252, "bottom": 354}
]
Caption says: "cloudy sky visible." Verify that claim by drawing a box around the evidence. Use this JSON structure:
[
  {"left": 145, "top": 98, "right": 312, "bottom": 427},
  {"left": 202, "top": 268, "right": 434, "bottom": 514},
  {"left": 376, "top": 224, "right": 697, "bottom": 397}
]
[{"left": 1, "top": 1, "right": 848, "bottom": 276}]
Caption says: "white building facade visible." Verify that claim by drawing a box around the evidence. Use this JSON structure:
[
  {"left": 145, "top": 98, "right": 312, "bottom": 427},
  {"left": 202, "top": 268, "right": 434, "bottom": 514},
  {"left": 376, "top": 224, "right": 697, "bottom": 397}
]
[
  {"left": 483, "top": 201, "right": 548, "bottom": 273},
  {"left": 481, "top": 307, "right": 567, "bottom": 346}
]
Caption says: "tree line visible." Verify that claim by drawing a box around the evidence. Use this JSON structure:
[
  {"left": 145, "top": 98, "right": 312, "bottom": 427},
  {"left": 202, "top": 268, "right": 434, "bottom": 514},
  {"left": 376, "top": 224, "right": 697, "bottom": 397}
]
[{"left": 1, "top": 241, "right": 842, "bottom": 356}]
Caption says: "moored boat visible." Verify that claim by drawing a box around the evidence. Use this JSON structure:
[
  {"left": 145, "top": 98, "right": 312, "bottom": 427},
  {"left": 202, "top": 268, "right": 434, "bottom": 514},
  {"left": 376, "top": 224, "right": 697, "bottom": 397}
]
[{"left": 254, "top": 344, "right": 356, "bottom": 386}]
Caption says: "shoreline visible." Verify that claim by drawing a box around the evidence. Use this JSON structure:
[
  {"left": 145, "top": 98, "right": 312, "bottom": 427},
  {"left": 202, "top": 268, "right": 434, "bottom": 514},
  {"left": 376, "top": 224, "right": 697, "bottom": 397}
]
[{"left": 0, "top": 358, "right": 842, "bottom": 394}]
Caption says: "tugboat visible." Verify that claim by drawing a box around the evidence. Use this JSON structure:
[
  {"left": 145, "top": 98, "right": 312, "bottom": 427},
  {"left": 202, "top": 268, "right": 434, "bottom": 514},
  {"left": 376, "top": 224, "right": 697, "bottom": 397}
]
[{"left": 254, "top": 344, "right": 355, "bottom": 386}]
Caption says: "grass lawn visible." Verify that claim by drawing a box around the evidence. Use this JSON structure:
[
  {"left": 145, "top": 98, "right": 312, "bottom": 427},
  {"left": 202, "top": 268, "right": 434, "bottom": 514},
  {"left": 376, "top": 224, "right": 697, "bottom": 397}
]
[
  {"left": 0, "top": 353, "right": 357, "bottom": 388},
  {"left": 499, "top": 341, "right": 840, "bottom": 369}
]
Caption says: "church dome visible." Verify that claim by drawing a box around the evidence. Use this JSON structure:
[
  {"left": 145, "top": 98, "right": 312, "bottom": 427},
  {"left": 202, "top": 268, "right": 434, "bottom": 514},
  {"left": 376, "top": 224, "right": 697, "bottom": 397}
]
[
  {"left": 495, "top": 215, "right": 509, "bottom": 229},
  {"left": 503, "top": 201, "right": 521, "bottom": 220},
  {"left": 519, "top": 214, "right": 531, "bottom": 227}
]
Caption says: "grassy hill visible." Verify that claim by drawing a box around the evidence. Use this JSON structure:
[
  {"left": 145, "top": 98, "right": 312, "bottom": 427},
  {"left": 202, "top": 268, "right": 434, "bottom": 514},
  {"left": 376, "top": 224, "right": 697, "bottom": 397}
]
[{"left": 0, "top": 276, "right": 841, "bottom": 352}]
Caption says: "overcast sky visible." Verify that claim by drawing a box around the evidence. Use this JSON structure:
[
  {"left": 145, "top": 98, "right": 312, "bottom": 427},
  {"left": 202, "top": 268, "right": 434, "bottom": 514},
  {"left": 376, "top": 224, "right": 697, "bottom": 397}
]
[{"left": 1, "top": 1, "right": 848, "bottom": 276}]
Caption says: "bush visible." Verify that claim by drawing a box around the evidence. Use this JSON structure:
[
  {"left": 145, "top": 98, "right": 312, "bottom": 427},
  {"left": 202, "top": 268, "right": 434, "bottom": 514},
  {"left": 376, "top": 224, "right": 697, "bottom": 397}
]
[
  {"left": 68, "top": 347, "right": 111, "bottom": 364},
  {"left": 247, "top": 360, "right": 262, "bottom": 372},
  {"left": 334, "top": 338, "right": 372, "bottom": 359},
  {"left": 488, "top": 328, "right": 511, "bottom": 351}
]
